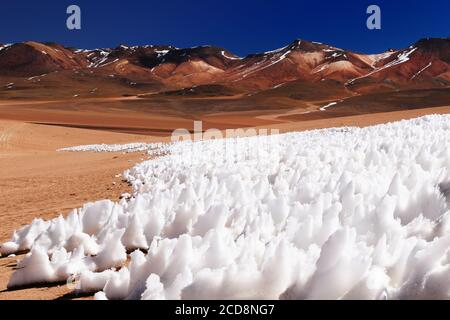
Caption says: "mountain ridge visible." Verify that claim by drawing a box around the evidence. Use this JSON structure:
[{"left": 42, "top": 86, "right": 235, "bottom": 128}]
[{"left": 0, "top": 37, "right": 449, "bottom": 99}]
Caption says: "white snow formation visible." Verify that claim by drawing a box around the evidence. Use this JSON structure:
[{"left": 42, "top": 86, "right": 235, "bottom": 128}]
[
  {"left": 1, "top": 115, "right": 450, "bottom": 300},
  {"left": 319, "top": 101, "right": 338, "bottom": 111},
  {"left": 58, "top": 142, "right": 166, "bottom": 156}
]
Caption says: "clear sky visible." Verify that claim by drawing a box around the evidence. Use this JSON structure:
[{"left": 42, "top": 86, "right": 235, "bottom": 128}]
[{"left": 0, "top": 0, "right": 449, "bottom": 55}]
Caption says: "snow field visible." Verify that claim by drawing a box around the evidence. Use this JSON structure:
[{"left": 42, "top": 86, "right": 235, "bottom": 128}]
[
  {"left": 58, "top": 142, "right": 166, "bottom": 155},
  {"left": 1, "top": 115, "right": 450, "bottom": 299}
]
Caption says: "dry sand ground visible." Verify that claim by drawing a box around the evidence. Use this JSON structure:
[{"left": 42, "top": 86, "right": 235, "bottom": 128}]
[{"left": 0, "top": 101, "right": 449, "bottom": 300}]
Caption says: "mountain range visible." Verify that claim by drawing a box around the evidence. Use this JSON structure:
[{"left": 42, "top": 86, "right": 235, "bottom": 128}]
[{"left": 0, "top": 37, "right": 449, "bottom": 118}]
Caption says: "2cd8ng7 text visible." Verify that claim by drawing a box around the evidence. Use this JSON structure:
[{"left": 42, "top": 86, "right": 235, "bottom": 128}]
[{"left": 218, "top": 304, "right": 275, "bottom": 315}]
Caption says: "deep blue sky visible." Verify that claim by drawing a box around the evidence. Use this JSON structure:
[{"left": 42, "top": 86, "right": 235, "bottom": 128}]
[{"left": 0, "top": 1, "right": 448, "bottom": 55}]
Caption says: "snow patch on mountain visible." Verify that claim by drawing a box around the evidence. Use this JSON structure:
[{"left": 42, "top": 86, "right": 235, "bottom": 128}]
[
  {"left": 347, "top": 47, "right": 418, "bottom": 85},
  {"left": 319, "top": 101, "right": 338, "bottom": 111},
  {"left": 0, "top": 44, "right": 12, "bottom": 52},
  {"left": 411, "top": 62, "right": 433, "bottom": 80},
  {"left": 221, "top": 51, "right": 242, "bottom": 60}
]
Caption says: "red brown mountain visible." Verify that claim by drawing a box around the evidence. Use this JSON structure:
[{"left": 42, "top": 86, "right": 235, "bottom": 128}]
[
  {"left": 346, "top": 38, "right": 450, "bottom": 92},
  {"left": 0, "top": 37, "right": 448, "bottom": 97},
  {"left": 0, "top": 41, "right": 87, "bottom": 76},
  {"left": 220, "top": 39, "right": 378, "bottom": 90}
]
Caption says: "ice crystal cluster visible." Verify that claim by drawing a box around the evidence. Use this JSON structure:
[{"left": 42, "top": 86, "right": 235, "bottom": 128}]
[{"left": 1, "top": 115, "right": 450, "bottom": 300}]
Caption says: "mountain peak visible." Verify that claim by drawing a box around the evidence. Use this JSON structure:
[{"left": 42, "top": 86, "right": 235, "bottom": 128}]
[
  {"left": 414, "top": 37, "right": 450, "bottom": 48},
  {"left": 286, "top": 38, "right": 343, "bottom": 53}
]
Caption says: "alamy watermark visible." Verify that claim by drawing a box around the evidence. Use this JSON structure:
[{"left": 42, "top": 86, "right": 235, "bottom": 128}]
[
  {"left": 171, "top": 121, "right": 281, "bottom": 167},
  {"left": 367, "top": 5, "right": 381, "bottom": 30},
  {"left": 65, "top": 5, "right": 381, "bottom": 32},
  {"left": 67, "top": 5, "right": 81, "bottom": 30}
]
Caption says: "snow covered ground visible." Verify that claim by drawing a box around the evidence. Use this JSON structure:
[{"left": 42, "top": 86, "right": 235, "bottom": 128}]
[
  {"left": 2, "top": 115, "right": 450, "bottom": 300},
  {"left": 58, "top": 142, "right": 165, "bottom": 155}
]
